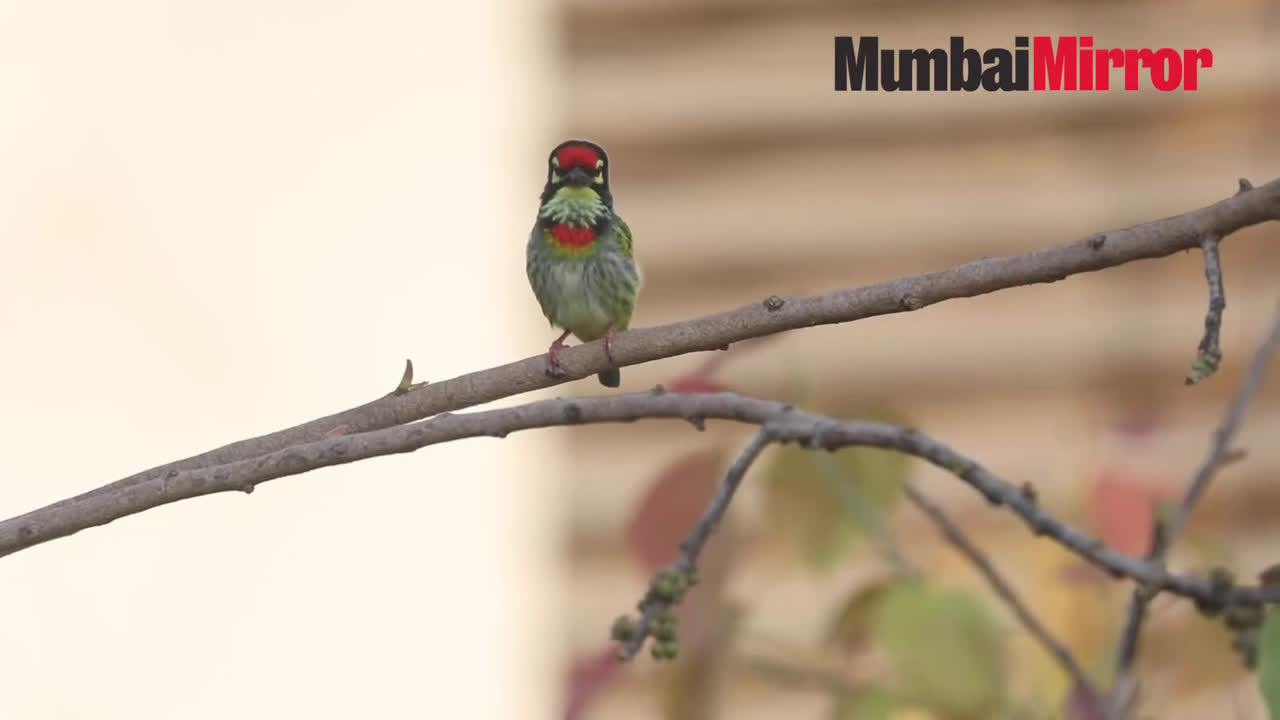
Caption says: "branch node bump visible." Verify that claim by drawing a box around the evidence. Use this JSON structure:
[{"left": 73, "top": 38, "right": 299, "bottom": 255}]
[
  {"left": 1019, "top": 482, "right": 1038, "bottom": 504},
  {"left": 762, "top": 295, "right": 785, "bottom": 312},
  {"left": 1197, "top": 566, "right": 1236, "bottom": 617},
  {"left": 899, "top": 293, "right": 925, "bottom": 310},
  {"left": 1224, "top": 604, "right": 1264, "bottom": 639},
  {"left": 1217, "top": 448, "right": 1248, "bottom": 467},
  {"left": 1238, "top": 178, "right": 1254, "bottom": 194},
  {"left": 1087, "top": 233, "right": 1107, "bottom": 250},
  {"left": 649, "top": 384, "right": 666, "bottom": 395},
  {"left": 563, "top": 403, "right": 583, "bottom": 424}
]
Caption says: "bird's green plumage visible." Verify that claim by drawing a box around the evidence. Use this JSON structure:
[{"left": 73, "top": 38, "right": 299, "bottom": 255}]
[
  {"left": 526, "top": 140, "right": 640, "bottom": 388},
  {"left": 528, "top": 204, "right": 638, "bottom": 342}
]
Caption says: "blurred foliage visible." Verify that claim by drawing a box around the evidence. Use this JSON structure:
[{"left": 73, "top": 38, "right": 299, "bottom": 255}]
[
  {"left": 565, "top": 342, "right": 1271, "bottom": 720},
  {"left": 625, "top": 447, "right": 729, "bottom": 573},
  {"left": 764, "top": 407, "right": 912, "bottom": 573},
  {"left": 832, "top": 685, "right": 898, "bottom": 720},
  {"left": 825, "top": 579, "right": 899, "bottom": 656},
  {"left": 1259, "top": 611, "right": 1280, "bottom": 718},
  {"left": 872, "top": 581, "right": 1007, "bottom": 718}
]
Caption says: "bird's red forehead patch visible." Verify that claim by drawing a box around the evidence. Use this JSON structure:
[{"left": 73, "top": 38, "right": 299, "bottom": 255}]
[{"left": 555, "top": 144, "right": 600, "bottom": 170}]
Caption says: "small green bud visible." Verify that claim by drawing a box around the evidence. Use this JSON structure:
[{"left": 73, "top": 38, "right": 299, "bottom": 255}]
[
  {"left": 611, "top": 615, "right": 637, "bottom": 643},
  {"left": 1224, "top": 603, "right": 1264, "bottom": 631},
  {"left": 651, "top": 566, "right": 692, "bottom": 602},
  {"left": 650, "top": 638, "right": 679, "bottom": 661},
  {"left": 1209, "top": 566, "right": 1235, "bottom": 591},
  {"left": 1194, "top": 594, "right": 1224, "bottom": 617},
  {"left": 652, "top": 611, "right": 678, "bottom": 642}
]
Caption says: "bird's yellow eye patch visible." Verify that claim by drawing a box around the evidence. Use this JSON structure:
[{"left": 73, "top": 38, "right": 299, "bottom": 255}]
[
  {"left": 593, "top": 173, "right": 603, "bottom": 183},
  {"left": 551, "top": 156, "right": 560, "bottom": 168},
  {"left": 551, "top": 171, "right": 561, "bottom": 183},
  {"left": 595, "top": 159, "right": 604, "bottom": 169}
]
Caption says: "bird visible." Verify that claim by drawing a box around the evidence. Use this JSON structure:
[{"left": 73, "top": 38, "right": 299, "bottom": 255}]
[{"left": 526, "top": 139, "right": 640, "bottom": 388}]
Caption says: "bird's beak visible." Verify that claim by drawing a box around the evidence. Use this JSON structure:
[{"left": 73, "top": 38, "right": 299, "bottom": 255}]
[{"left": 562, "top": 167, "right": 593, "bottom": 187}]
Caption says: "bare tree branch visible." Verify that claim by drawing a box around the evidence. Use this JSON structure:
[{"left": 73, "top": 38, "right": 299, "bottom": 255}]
[
  {"left": 20, "top": 177, "right": 1280, "bottom": 548},
  {"left": 1186, "top": 235, "right": 1226, "bottom": 385},
  {"left": 902, "top": 483, "right": 1103, "bottom": 710},
  {"left": 5, "top": 390, "right": 1280, "bottom": 613},
  {"left": 1112, "top": 300, "right": 1280, "bottom": 692}
]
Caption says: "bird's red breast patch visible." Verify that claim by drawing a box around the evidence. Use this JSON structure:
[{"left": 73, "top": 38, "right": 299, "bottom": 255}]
[
  {"left": 549, "top": 223, "right": 597, "bottom": 248},
  {"left": 555, "top": 144, "right": 600, "bottom": 170}
]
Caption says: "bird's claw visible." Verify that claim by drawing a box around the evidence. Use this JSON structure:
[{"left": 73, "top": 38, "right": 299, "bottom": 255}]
[
  {"left": 603, "top": 327, "right": 619, "bottom": 366},
  {"left": 546, "top": 336, "right": 569, "bottom": 378},
  {"left": 544, "top": 358, "right": 568, "bottom": 378}
]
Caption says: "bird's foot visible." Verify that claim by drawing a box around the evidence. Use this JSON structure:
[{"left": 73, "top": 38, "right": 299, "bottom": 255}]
[
  {"left": 603, "top": 326, "right": 619, "bottom": 366},
  {"left": 545, "top": 331, "right": 571, "bottom": 378}
]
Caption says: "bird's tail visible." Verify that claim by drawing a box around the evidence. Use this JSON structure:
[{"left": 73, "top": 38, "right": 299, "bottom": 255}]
[{"left": 597, "top": 368, "right": 621, "bottom": 388}]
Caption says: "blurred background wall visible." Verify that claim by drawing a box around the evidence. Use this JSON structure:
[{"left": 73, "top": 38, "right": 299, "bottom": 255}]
[
  {"left": 1, "top": 0, "right": 1278, "bottom": 719},
  {"left": 551, "top": 0, "right": 1280, "bottom": 718}
]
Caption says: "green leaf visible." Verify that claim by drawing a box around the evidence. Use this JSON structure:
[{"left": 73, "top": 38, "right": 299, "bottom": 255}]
[
  {"left": 872, "top": 582, "right": 1006, "bottom": 719},
  {"left": 832, "top": 686, "right": 898, "bottom": 720},
  {"left": 1258, "top": 611, "right": 1280, "bottom": 718},
  {"left": 763, "top": 407, "right": 911, "bottom": 572},
  {"left": 825, "top": 579, "right": 901, "bottom": 655}
]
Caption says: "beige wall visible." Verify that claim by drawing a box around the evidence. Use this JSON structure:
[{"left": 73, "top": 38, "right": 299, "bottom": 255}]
[{"left": 0, "top": 1, "right": 559, "bottom": 718}]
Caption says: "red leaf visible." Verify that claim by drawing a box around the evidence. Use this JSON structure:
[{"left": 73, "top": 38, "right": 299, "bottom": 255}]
[
  {"left": 563, "top": 646, "right": 619, "bottom": 720},
  {"left": 625, "top": 447, "right": 739, "bottom": 654},
  {"left": 625, "top": 448, "right": 727, "bottom": 572},
  {"left": 1087, "top": 470, "right": 1175, "bottom": 556},
  {"left": 662, "top": 334, "right": 783, "bottom": 394}
]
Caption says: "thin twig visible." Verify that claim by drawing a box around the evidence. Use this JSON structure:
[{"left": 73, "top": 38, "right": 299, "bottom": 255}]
[
  {"left": 1171, "top": 299, "right": 1280, "bottom": 538},
  {"left": 19, "top": 177, "right": 1280, "bottom": 539},
  {"left": 903, "top": 483, "right": 1103, "bottom": 709},
  {"left": 817, "top": 452, "right": 918, "bottom": 578},
  {"left": 1112, "top": 299, "right": 1280, "bottom": 699},
  {"left": 619, "top": 427, "right": 774, "bottom": 660},
  {"left": 1186, "top": 235, "right": 1225, "bottom": 385}
]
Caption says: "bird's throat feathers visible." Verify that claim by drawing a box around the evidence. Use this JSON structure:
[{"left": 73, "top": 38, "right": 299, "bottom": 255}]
[
  {"left": 541, "top": 186, "right": 609, "bottom": 225},
  {"left": 540, "top": 186, "right": 610, "bottom": 252}
]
